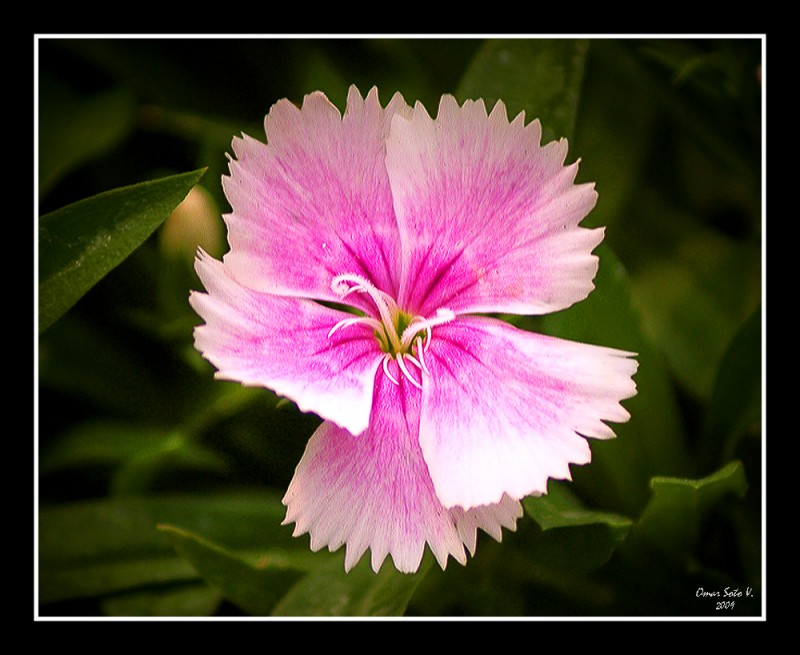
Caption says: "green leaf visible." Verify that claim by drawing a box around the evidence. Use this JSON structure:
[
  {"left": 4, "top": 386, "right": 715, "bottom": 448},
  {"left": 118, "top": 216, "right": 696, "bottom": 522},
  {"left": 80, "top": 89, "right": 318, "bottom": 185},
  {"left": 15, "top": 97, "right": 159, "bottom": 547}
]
[
  {"left": 700, "top": 307, "right": 762, "bottom": 468},
  {"left": 635, "top": 40, "right": 761, "bottom": 181},
  {"left": 39, "top": 556, "right": 197, "bottom": 604},
  {"left": 572, "top": 41, "right": 658, "bottom": 231},
  {"left": 626, "top": 461, "right": 748, "bottom": 563},
  {"left": 38, "top": 168, "right": 206, "bottom": 333},
  {"left": 271, "top": 553, "right": 432, "bottom": 617},
  {"left": 457, "top": 38, "right": 589, "bottom": 142},
  {"left": 109, "top": 437, "right": 229, "bottom": 497},
  {"left": 38, "top": 492, "right": 308, "bottom": 610},
  {"left": 38, "top": 314, "right": 173, "bottom": 418},
  {"left": 523, "top": 481, "right": 632, "bottom": 575},
  {"left": 159, "top": 524, "right": 305, "bottom": 616},
  {"left": 101, "top": 584, "right": 222, "bottom": 617},
  {"left": 39, "top": 421, "right": 171, "bottom": 473},
  {"left": 38, "top": 80, "right": 136, "bottom": 198},
  {"left": 524, "top": 480, "right": 632, "bottom": 534},
  {"left": 39, "top": 493, "right": 292, "bottom": 565},
  {"left": 533, "top": 245, "right": 689, "bottom": 516},
  {"left": 38, "top": 420, "right": 229, "bottom": 493},
  {"left": 631, "top": 229, "right": 761, "bottom": 400},
  {"left": 296, "top": 43, "right": 349, "bottom": 110}
]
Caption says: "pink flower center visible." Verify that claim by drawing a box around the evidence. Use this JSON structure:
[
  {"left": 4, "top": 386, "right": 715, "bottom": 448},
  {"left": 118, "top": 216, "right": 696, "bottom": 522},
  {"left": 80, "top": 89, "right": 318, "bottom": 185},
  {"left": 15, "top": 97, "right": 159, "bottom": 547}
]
[{"left": 328, "top": 273, "right": 455, "bottom": 390}]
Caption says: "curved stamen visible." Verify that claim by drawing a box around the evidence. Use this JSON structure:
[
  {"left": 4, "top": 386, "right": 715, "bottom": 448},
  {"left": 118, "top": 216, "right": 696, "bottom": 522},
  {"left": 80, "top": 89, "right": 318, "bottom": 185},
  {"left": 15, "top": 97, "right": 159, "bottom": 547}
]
[
  {"left": 327, "top": 315, "right": 383, "bottom": 339},
  {"left": 382, "top": 355, "right": 400, "bottom": 386},
  {"left": 400, "top": 308, "right": 456, "bottom": 351},
  {"left": 331, "top": 274, "right": 403, "bottom": 353},
  {"left": 327, "top": 275, "right": 454, "bottom": 390},
  {"left": 404, "top": 352, "right": 423, "bottom": 371},
  {"left": 404, "top": 316, "right": 432, "bottom": 350},
  {"left": 414, "top": 335, "right": 430, "bottom": 376},
  {"left": 396, "top": 354, "right": 423, "bottom": 390}
]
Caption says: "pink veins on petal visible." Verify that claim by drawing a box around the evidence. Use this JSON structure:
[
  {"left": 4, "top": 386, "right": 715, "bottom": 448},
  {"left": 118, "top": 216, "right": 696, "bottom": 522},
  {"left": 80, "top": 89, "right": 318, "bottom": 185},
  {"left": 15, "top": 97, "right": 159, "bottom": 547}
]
[{"left": 190, "top": 85, "right": 639, "bottom": 574}]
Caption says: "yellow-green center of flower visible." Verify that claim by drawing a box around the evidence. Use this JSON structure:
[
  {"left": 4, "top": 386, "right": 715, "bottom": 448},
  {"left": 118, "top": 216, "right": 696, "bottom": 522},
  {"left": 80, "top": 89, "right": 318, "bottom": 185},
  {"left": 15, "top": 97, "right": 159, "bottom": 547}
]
[{"left": 328, "top": 273, "right": 455, "bottom": 389}]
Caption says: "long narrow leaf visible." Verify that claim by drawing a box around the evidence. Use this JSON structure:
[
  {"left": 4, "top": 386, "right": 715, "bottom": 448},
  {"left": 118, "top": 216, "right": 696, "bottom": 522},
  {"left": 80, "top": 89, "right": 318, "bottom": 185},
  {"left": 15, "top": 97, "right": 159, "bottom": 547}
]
[
  {"left": 457, "top": 38, "right": 589, "bottom": 142},
  {"left": 159, "top": 524, "right": 305, "bottom": 617},
  {"left": 38, "top": 168, "right": 206, "bottom": 333},
  {"left": 272, "top": 554, "right": 432, "bottom": 617}
]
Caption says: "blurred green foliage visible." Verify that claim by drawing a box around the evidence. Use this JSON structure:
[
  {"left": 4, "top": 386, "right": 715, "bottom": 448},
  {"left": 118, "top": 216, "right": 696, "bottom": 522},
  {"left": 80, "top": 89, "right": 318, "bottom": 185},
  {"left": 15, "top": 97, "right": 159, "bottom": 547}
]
[{"left": 36, "top": 37, "right": 763, "bottom": 618}]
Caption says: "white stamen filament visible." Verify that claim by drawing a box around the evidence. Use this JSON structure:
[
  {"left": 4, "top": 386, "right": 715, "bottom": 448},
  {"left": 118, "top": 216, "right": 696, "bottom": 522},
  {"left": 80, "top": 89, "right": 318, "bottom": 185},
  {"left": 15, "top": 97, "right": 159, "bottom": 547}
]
[
  {"left": 395, "top": 354, "right": 423, "bottom": 390},
  {"left": 328, "top": 274, "right": 455, "bottom": 390},
  {"left": 331, "top": 274, "right": 403, "bottom": 353},
  {"left": 400, "top": 308, "right": 456, "bottom": 351},
  {"left": 327, "top": 315, "right": 383, "bottom": 339},
  {"left": 382, "top": 355, "right": 400, "bottom": 386},
  {"left": 414, "top": 336, "right": 430, "bottom": 376}
]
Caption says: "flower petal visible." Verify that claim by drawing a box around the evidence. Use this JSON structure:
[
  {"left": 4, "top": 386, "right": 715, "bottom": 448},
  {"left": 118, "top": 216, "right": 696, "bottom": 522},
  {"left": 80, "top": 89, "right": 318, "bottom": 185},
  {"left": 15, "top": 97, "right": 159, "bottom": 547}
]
[
  {"left": 282, "top": 371, "right": 523, "bottom": 574},
  {"left": 386, "top": 94, "right": 602, "bottom": 317},
  {"left": 190, "top": 251, "right": 384, "bottom": 435},
  {"left": 222, "top": 86, "right": 412, "bottom": 303},
  {"left": 419, "top": 316, "right": 638, "bottom": 509}
]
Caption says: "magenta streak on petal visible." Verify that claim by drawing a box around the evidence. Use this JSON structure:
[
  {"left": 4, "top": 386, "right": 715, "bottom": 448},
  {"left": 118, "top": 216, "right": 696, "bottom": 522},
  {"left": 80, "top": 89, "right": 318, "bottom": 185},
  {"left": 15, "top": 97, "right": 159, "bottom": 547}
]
[
  {"left": 281, "top": 370, "right": 523, "bottom": 573},
  {"left": 311, "top": 337, "right": 380, "bottom": 373},
  {"left": 348, "top": 219, "right": 400, "bottom": 301},
  {"left": 386, "top": 95, "right": 602, "bottom": 318},
  {"left": 221, "top": 88, "right": 410, "bottom": 306},
  {"left": 405, "top": 246, "right": 466, "bottom": 317},
  {"left": 419, "top": 316, "right": 638, "bottom": 510},
  {"left": 190, "top": 252, "right": 384, "bottom": 436},
  {"left": 336, "top": 227, "right": 382, "bottom": 286},
  {"left": 190, "top": 86, "right": 639, "bottom": 576}
]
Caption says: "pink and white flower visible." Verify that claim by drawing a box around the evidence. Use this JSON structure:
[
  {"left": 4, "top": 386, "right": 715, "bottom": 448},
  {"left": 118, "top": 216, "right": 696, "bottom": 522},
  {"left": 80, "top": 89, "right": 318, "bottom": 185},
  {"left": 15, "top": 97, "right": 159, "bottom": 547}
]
[{"left": 190, "top": 86, "right": 638, "bottom": 574}]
